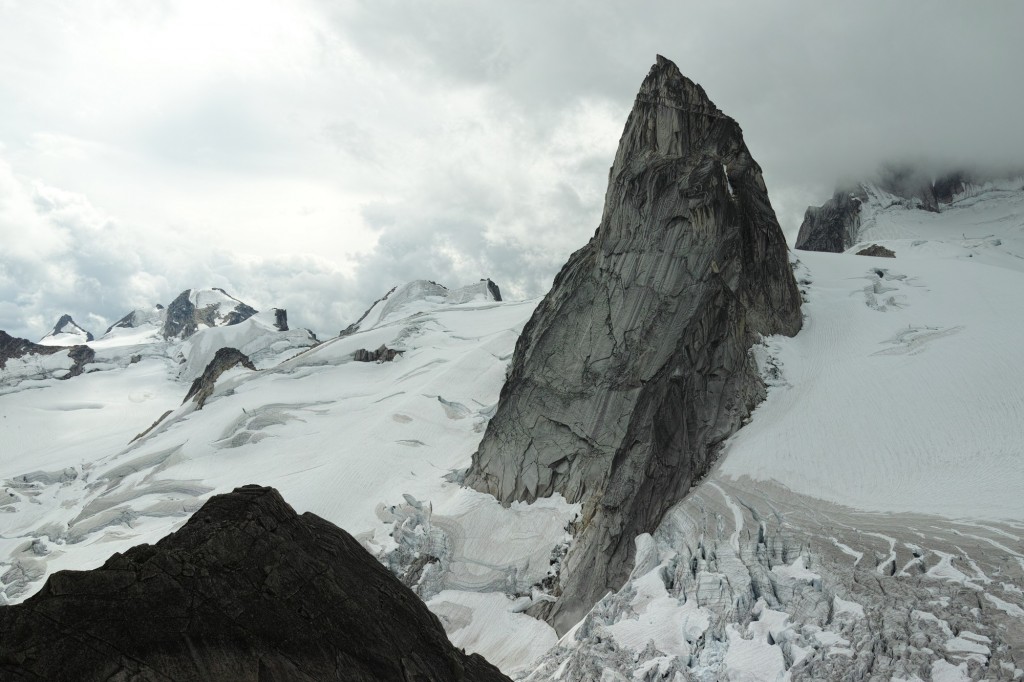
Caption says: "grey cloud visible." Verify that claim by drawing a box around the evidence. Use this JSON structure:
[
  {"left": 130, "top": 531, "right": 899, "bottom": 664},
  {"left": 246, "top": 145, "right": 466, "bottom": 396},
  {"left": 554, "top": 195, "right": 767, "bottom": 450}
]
[
  {"left": 326, "top": 1, "right": 1024, "bottom": 233},
  {"left": 3, "top": 2, "right": 1023, "bottom": 341}
]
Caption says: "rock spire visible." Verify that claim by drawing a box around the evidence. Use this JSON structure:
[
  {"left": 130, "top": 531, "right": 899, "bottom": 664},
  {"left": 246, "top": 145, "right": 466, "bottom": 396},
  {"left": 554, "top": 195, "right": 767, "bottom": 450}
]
[{"left": 465, "top": 55, "right": 803, "bottom": 632}]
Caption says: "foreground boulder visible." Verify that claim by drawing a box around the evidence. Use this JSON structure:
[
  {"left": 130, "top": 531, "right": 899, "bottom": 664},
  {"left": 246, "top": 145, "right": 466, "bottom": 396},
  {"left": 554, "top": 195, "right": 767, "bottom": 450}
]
[
  {"left": 0, "top": 485, "right": 511, "bottom": 682},
  {"left": 465, "top": 55, "right": 803, "bottom": 633}
]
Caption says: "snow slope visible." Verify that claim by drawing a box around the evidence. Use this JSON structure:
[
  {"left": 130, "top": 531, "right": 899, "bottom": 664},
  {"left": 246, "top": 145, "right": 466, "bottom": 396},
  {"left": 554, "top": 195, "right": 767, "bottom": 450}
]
[
  {"left": 0, "top": 281, "right": 572, "bottom": 676},
  {"left": 527, "top": 188, "right": 1024, "bottom": 680},
  {"left": 2, "top": 186, "right": 1023, "bottom": 679},
  {"left": 718, "top": 250, "right": 1024, "bottom": 520}
]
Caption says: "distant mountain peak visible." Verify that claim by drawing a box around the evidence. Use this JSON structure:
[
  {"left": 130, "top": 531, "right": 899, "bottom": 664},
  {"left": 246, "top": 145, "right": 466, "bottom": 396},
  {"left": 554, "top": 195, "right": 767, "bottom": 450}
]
[
  {"left": 340, "top": 278, "right": 503, "bottom": 337},
  {"left": 39, "top": 314, "right": 93, "bottom": 346},
  {"left": 162, "top": 288, "right": 258, "bottom": 340}
]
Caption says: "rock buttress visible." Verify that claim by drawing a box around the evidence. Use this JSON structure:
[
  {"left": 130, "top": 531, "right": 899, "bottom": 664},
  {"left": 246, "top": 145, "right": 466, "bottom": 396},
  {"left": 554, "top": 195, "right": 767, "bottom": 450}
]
[{"left": 465, "top": 55, "right": 803, "bottom": 633}]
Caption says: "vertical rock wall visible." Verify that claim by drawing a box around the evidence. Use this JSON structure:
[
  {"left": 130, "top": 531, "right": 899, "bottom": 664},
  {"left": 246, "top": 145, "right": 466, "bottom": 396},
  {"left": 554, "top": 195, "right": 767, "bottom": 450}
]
[{"left": 465, "top": 56, "right": 803, "bottom": 633}]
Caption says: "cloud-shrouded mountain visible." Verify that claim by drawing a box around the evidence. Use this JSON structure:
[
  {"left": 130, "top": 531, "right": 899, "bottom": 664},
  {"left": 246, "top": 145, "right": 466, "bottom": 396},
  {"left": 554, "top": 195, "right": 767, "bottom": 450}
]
[{"left": 1, "top": 58, "right": 1023, "bottom": 680}]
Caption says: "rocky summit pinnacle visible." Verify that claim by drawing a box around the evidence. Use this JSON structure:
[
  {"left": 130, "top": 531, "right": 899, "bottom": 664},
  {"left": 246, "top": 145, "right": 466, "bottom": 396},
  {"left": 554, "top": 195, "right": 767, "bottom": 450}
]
[{"left": 465, "top": 56, "right": 803, "bottom": 633}]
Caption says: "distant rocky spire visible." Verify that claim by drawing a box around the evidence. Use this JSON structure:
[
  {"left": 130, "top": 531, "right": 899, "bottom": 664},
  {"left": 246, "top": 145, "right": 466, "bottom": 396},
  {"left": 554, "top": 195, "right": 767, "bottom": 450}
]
[{"left": 41, "top": 314, "right": 94, "bottom": 344}]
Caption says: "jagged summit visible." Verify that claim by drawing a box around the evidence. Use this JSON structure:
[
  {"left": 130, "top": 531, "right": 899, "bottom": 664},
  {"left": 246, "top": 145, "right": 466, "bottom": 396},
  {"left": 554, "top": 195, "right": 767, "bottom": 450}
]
[
  {"left": 465, "top": 55, "right": 802, "bottom": 633},
  {"left": 340, "top": 278, "right": 503, "bottom": 337},
  {"left": 162, "top": 288, "right": 258, "bottom": 340},
  {"left": 98, "top": 288, "right": 259, "bottom": 344},
  {"left": 38, "top": 314, "right": 93, "bottom": 346}
]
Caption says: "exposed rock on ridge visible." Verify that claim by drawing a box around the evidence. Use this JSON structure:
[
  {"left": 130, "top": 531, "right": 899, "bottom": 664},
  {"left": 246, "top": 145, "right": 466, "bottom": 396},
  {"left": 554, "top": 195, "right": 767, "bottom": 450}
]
[
  {"left": 353, "top": 344, "right": 403, "bottom": 363},
  {"left": 465, "top": 56, "right": 803, "bottom": 633},
  {"left": 182, "top": 347, "right": 257, "bottom": 409},
  {"left": 0, "top": 331, "right": 95, "bottom": 383},
  {"left": 40, "top": 314, "right": 93, "bottom": 344},
  {"left": 0, "top": 331, "right": 65, "bottom": 370},
  {"left": 0, "top": 485, "right": 511, "bottom": 682}
]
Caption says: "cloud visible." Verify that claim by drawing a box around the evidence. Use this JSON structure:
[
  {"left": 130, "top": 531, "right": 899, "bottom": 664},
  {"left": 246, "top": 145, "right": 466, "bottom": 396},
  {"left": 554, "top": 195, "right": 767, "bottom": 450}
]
[
  {"left": 0, "top": 156, "right": 358, "bottom": 339},
  {"left": 1, "top": 1, "right": 1022, "bottom": 341}
]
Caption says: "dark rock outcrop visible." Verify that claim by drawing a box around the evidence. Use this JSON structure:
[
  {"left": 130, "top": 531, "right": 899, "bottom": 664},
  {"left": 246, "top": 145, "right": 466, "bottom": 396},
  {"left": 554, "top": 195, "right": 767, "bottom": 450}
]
[
  {"left": 272, "top": 308, "right": 289, "bottom": 331},
  {"left": 0, "top": 485, "right": 511, "bottom": 682},
  {"left": 856, "top": 244, "right": 896, "bottom": 258},
  {"left": 0, "top": 331, "right": 64, "bottom": 370},
  {"left": 64, "top": 345, "right": 96, "bottom": 379},
  {"left": 163, "top": 289, "right": 199, "bottom": 339},
  {"left": 0, "top": 331, "right": 94, "bottom": 380},
  {"left": 215, "top": 288, "right": 258, "bottom": 326},
  {"left": 482, "top": 279, "right": 502, "bottom": 302},
  {"left": 183, "top": 347, "right": 257, "bottom": 409},
  {"left": 465, "top": 56, "right": 802, "bottom": 633},
  {"left": 353, "top": 345, "right": 403, "bottom": 363},
  {"left": 794, "top": 187, "right": 864, "bottom": 253}
]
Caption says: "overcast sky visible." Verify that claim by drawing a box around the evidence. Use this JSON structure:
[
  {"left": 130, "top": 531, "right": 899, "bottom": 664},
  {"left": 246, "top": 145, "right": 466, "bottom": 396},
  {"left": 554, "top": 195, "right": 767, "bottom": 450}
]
[{"left": 1, "top": 1, "right": 1021, "bottom": 340}]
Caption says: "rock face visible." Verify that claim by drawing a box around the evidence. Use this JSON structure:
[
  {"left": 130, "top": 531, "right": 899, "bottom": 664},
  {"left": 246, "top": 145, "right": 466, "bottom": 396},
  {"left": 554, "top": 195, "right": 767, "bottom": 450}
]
[
  {"left": 482, "top": 278, "right": 502, "bottom": 302},
  {"left": 465, "top": 56, "right": 803, "bottom": 633},
  {"left": 794, "top": 188, "right": 864, "bottom": 253},
  {"left": 0, "top": 331, "right": 65, "bottom": 370},
  {"left": 353, "top": 344, "right": 403, "bottom": 363},
  {"left": 183, "top": 347, "right": 257, "bottom": 409},
  {"left": 0, "top": 331, "right": 94, "bottom": 383},
  {"left": 272, "top": 308, "right": 289, "bottom": 332},
  {"left": 0, "top": 485, "right": 511, "bottom": 682}
]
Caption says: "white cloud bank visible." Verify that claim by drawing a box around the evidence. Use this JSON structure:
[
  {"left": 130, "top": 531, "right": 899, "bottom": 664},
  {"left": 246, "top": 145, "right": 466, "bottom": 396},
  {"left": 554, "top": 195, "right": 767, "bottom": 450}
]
[{"left": 1, "top": 1, "right": 1022, "bottom": 339}]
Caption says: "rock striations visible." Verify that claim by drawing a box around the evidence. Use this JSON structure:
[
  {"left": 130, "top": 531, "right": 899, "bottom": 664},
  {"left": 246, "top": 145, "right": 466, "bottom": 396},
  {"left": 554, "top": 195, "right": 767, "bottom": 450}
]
[
  {"left": 465, "top": 56, "right": 803, "bottom": 633},
  {"left": 0, "top": 485, "right": 511, "bottom": 682}
]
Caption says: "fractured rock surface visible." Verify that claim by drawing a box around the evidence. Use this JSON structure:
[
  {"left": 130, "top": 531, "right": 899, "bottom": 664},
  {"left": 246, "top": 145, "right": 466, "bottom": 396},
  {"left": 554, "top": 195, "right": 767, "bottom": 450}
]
[
  {"left": 465, "top": 55, "right": 802, "bottom": 633},
  {"left": 0, "top": 485, "right": 511, "bottom": 682}
]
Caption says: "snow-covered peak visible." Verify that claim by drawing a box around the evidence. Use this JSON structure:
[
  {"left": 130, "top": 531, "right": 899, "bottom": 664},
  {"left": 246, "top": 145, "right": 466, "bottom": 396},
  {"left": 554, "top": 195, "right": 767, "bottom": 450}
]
[
  {"left": 162, "top": 288, "right": 258, "bottom": 340},
  {"left": 177, "top": 309, "right": 318, "bottom": 381},
  {"left": 341, "top": 279, "right": 503, "bottom": 336},
  {"left": 38, "top": 314, "right": 93, "bottom": 346},
  {"left": 103, "top": 304, "right": 165, "bottom": 337}
]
